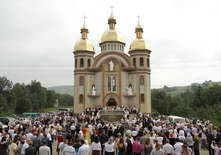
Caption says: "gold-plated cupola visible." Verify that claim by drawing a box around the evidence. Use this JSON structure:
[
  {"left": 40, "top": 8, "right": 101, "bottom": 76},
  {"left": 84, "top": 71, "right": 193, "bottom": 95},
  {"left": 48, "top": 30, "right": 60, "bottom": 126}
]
[
  {"left": 129, "top": 15, "right": 150, "bottom": 51},
  {"left": 81, "top": 16, "right": 88, "bottom": 39},
  {"left": 74, "top": 16, "right": 94, "bottom": 52}
]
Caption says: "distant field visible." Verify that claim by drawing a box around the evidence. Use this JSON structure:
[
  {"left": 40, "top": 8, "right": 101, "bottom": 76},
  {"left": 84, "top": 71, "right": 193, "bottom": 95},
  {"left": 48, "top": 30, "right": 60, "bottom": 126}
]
[
  {"left": 47, "top": 82, "right": 221, "bottom": 97},
  {"left": 165, "top": 81, "right": 221, "bottom": 97},
  {"left": 43, "top": 106, "right": 74, "bottom": 113},
  {"left": 47, "top": 85, "right": 74, "bottom": 96}
]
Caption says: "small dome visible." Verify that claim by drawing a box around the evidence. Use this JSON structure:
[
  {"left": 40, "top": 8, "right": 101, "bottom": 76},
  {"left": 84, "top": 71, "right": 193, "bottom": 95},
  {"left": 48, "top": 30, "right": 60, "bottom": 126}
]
[
  {"left": 136, "top": 23, "right": 142, "bottom": 29},
  {"left": 81, "top": 23, "right": 88, "bottom": 29},
  {"left": 101, "top": 29, "right": 124, "bottom": 43},
  {"left": 74, "top": 38, "right": 94, "bottom": 52},
  {"left": 108, "top": 13, "right": 116, "bottom": 20},
  {"left": 129, "top": 38, "right": 150, "bottom": 51}
]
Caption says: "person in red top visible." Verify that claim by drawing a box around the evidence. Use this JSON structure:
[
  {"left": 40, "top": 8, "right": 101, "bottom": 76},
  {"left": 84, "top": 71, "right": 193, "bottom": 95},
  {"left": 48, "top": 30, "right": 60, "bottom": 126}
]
[
  {"left": 56, "top": 132, "right": 63, "bottom": 155},
  {"left": 31, "top": 127, "right": 37, "bottom": 133},
  {"left": 133, "top": 136, "right": 142, "bottom": 155},
  {"left": 82, "top": 127, "right": 87, "bottom": 136}
]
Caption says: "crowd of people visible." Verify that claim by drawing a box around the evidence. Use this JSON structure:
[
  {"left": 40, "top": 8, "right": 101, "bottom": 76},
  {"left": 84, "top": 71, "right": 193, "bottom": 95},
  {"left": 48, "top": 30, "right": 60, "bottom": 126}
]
[{"left": 0, "top": 106, "right": 221, "bottom": 155}]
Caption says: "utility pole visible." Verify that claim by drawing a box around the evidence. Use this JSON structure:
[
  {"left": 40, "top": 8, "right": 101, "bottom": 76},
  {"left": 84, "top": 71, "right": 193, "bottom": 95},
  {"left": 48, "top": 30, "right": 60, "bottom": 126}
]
[{"left": 186, "top": 89, "right": 189, "bottom": 108}]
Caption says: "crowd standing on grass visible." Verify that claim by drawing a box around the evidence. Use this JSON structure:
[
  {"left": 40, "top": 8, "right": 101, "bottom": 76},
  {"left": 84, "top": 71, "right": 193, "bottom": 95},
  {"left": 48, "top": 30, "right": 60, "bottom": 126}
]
[{"left": 0, "top": 106, "right": 221, "bottom": 155}]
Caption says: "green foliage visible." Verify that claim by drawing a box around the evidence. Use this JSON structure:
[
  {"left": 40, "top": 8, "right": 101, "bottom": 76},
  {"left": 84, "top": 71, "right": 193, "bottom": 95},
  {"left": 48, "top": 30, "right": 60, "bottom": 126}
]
[
  {"left": 0, "top": 94, "right": 7, "bottom": 111},
  {"left": 152, "top": 83, "right": 221, "bottom": 125},
  {"left": 0, "top": 76, "right": 59, "bottom": 114},
  {"left": 58, "top": 93, "right": 73, "bottom": 106},
  {"left": 15, "top": 98, "right": 31, "bottom": 114},
  {"left": 163, "top": 85, "right": 177, "bottom": 92}
]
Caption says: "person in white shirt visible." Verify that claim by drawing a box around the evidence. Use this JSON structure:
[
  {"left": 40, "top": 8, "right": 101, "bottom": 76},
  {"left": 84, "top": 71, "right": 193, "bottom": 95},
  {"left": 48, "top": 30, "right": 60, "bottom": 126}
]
[
  {"left": 39, "top": 140, "right": 50, "bottom": 155},
  {"left": 163, "top": 139, "right": 174, "bottom": 155},
  {"left": 131, "top": 129, "right": 138, "bottom": 141},
  {"left": 8, "top": 127, "right": 14, "bottom": 137},
  {"left": 104, "top": 138, "right": 115, "bottom": 155},
  {"left": 156, "top": 133, "right": 164, "bottom": 145},
  {"left": 78, "top": 139, "right": 90, "bottom": 155},
  {"left": 173, "top": 138, "right": 183, "bottom": 155},
  {"left": 91, "top": 136, "right": 102, "bottom": 155},
  {"left": 62, "top": 141, "right": 76, "bottom": 155}
]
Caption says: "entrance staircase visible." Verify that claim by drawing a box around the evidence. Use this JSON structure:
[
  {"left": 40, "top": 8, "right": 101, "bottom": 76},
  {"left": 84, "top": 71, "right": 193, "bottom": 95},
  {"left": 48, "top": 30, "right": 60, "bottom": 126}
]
[{"left": 97, "top": 110, "right": 126, "bottom": 122}]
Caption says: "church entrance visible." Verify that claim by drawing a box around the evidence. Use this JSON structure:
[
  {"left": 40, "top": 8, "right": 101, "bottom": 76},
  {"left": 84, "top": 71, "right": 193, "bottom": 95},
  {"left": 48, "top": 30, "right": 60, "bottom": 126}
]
[{"left": 107, "top": 98, "right": 117, "bottom": 106}]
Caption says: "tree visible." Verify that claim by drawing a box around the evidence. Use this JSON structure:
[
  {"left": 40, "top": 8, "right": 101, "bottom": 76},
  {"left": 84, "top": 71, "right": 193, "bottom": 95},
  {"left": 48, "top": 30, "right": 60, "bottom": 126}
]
[
  {"left": 151, "top": 89, "right": 171, "bottom": 114},
  {"left": 58, "top": 93, "right": 73, "bottom": 106},
  {"left": 46, "top": 90, "right": 57, "bottom": 108},
  {"left": 15, "top": 97, "right": 31, "bottom": 114},
  {"left": 29, "top": 80, "right": 46, "bottom": 110},
  {"left": 0, "top": 76, "right": 13, "bottom": 94},
  {"left": 0, "top": 94, "right": 7, "bottom": 111}
]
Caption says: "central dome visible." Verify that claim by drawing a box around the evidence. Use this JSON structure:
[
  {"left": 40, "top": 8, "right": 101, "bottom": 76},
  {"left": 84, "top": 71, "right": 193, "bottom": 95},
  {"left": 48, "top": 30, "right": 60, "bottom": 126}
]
[{"left": 101, "top": 29, "right": 124, "bottom": 43}]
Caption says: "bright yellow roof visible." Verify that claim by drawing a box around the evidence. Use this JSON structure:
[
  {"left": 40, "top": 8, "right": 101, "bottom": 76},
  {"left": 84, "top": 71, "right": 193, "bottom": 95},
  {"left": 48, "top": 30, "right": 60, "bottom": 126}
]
[
  {"left": 74, "top": 38, "right": 94, "bottom": 52},
  {"left": 129, "top": 38, "right": 150, "bottom": 51},
  {"left": 101, "top": 29, "right": 124, "bottom": 43}
]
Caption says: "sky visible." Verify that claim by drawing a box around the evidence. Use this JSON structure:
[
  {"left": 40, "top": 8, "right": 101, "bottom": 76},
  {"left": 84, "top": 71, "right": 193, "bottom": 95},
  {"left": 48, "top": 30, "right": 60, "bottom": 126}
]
[{"left": 0, "top": 0, "right": 221, "bottom": 89}]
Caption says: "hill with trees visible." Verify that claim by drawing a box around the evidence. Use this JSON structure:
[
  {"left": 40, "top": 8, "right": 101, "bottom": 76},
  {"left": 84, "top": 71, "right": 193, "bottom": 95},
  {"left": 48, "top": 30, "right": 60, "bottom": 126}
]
[
  {"left": 0, "top": 76, "right": 73, "bottom": 115},
  {"left": 1, "top": 76, "right": 221, "bottom": 124},
  {"left": 152, "top": 80, "right": 221, "bottom": 124}
]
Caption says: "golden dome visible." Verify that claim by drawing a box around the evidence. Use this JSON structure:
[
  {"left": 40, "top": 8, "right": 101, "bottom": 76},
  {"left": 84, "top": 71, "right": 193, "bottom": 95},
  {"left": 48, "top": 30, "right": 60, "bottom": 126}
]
[
  {"left": 108, "top": 13, "right": 116, "bottom": 20},
  {"left": 81, "top": 23, "right": 88, "bottom": 29},
  {"left": 129, "top": 38, "right": 150, "bottom": 51},
  {"left": 136, "top": 23, "right": 142, "bottom": 29},
  {"left": 74, "top": 38, "right": 94, "bottom": 52},
  {"left": 101, "top": 29, "right": 124, "bottom": 43}
]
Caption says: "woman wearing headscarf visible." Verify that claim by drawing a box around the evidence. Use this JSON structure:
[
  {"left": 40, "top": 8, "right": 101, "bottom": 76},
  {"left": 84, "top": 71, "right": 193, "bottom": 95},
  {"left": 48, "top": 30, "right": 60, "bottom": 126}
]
[
  {"left": 104, "top": 138, "right": 115, "bottom": 155},
  {"left": 186, "top": 133, "right": 194, "bottom": 149}
]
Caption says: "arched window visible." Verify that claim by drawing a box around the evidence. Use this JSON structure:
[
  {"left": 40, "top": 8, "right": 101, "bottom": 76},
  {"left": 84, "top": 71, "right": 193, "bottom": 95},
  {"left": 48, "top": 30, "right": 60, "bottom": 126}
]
[
  {"left": 80, "top": 58, "right": 84, "bottom": 67},
  {"left": 140, "top": 75, "right": 144, "bottom": 85},
  {"left": 141, "top": 94, "right": 145, "bottom": 103},
  {"left": 140, "top": 57, "right": 144, "bottom": 66},
  {"left": 147, "top": 58, "right": 150, "bottom": 67},
  {"left": 111, "top": 44, "right": 113, "bottom": 50},
  {"left": 79, "top": 76, "right": 84, "bottom": 86},
  {"left": 114, "top": 44, "right": 116, "bottom": 50},
  {"left": 105, "top": 45, "right": 107, "bottom": 50},
  {"left": 133, "top": 58, "right": 136, "bottom": 67},
  {"left": 79, "top": 94, "right": 83, "bottom": 103},
  {"left": 108, "top": 44, "right": 110, "bottom": 50},
  {"left": 75, "top": 59, "right": 77, "bottom": 68},
  {"left": 87, "top": 59, "right": 91, "bottom": 67},
  {"left": 118, "top": 45, "right": 120, "bottom": 50}
]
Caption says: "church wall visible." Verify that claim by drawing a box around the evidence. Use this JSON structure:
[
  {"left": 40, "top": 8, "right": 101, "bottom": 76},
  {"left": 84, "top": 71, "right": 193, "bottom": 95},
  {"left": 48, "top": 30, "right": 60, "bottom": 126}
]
[
  {"left": 74, "top": 74, "right": 84, "bottom": 113},
  {"left": 121, "top": 71, "right": 129, "bottom": 104},
  {"left": 94, "top": 72, "right": 102, "bottom": 105},
  {"left": 140, "top": 73, "right": 151, "bottom": 113}
]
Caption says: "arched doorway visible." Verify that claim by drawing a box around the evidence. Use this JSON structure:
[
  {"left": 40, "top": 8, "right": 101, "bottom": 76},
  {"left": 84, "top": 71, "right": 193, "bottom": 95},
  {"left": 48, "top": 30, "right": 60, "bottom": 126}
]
[{"left": 107, "top": 98, "right": 117, "bottom": 106}]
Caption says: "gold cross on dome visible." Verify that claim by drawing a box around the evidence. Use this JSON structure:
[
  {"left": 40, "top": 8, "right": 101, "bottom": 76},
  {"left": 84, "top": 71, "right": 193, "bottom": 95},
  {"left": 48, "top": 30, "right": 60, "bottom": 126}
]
[
  {"left": 83, "top": 15, "right": 87, "bottom": 24},
  {"left": 137, "top": 14, "right": 141, "bottom": 23},
  {"left": 110, "top": 6, "right": 114, "bottom": 14}
]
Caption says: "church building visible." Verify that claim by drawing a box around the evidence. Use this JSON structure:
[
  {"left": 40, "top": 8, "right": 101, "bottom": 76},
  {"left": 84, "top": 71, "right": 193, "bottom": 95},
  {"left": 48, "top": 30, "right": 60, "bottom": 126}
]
[{"left": 73, "top": 11, "right": 152, "bottom": 114}]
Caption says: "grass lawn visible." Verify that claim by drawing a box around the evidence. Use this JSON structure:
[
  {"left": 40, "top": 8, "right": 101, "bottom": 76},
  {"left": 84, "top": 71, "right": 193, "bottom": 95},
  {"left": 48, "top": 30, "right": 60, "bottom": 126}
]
[{"left": 43, "top": 106, "right": 73, "bottom": 113}]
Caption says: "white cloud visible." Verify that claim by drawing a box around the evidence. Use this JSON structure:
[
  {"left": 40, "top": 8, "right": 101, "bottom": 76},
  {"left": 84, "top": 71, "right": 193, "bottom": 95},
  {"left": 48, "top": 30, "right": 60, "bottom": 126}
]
[{"left": 0, "top": 0, "right": 220, "bottom": 88}]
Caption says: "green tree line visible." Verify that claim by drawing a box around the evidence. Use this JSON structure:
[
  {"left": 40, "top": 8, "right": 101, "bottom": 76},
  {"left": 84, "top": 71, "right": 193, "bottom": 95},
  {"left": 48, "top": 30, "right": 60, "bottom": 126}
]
[
  {"left": 0, "top": 76, "right": 73, "bottom": 114},
  {"left": 152, "top": 84, "right": 221, "bottom": 125}
]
